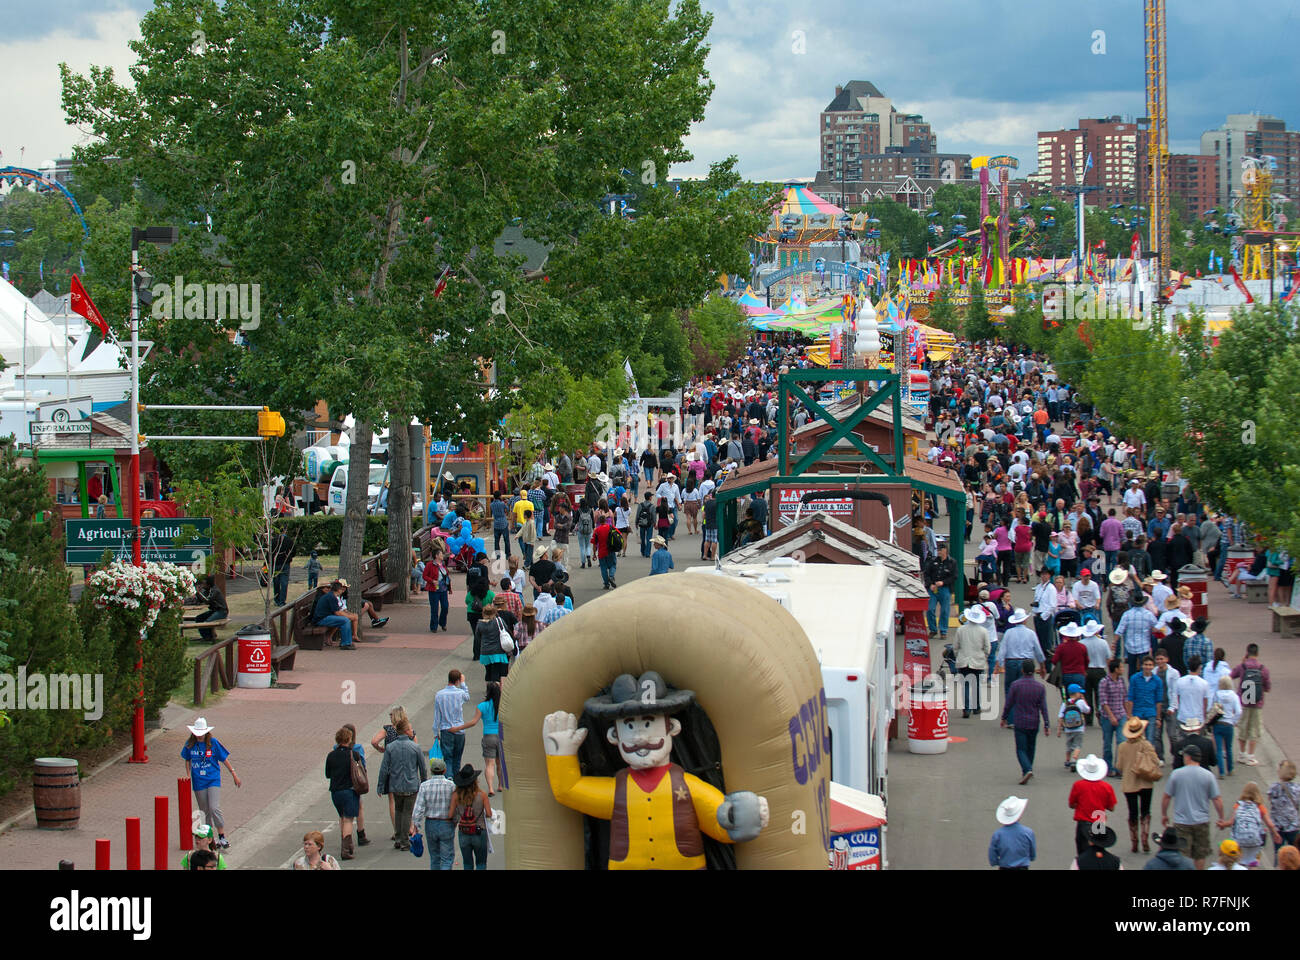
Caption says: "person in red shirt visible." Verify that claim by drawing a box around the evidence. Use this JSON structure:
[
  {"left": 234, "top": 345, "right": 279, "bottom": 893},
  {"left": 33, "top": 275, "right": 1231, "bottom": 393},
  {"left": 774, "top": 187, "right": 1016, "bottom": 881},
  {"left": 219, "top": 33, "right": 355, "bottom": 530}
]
[
  {"left": 1068, "top": 754, "right": 1117, "bottom": 855},
  {"left": 1052, "top": 621, "right": 1090, "bottom": 696},
  {"left": 591, "top": 516, "right": 618, "bottom": 590}
]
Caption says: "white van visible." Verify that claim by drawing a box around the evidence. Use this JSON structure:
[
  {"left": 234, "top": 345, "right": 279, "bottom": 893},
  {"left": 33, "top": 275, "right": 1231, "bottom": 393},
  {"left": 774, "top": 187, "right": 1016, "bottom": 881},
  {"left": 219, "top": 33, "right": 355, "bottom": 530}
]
[
  {"left": 686, "top": 561, "right": 896, "bottom": 800},
  {"left": 327, "top": 462, "right": 388, "bottom": 515}
]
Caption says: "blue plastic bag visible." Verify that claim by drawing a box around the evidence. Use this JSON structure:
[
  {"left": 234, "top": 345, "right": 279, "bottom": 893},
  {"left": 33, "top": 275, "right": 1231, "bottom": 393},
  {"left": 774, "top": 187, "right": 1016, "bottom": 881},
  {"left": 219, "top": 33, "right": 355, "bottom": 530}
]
[{"left": 409, "top": 831, "right": 424, "bottom": 858}]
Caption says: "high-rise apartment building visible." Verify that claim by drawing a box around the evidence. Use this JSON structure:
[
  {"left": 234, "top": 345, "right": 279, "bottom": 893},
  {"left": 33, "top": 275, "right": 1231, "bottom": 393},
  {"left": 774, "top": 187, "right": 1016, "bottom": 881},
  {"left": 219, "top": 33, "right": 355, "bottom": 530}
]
[
  {"left": 1200, "top": 113, "right": 1300, "bottom": 211},
  {"left": 1031, "top": 117, "right": 1147, "bottom": 207},
  {"left": 820, "top": 81, "right": 945, "bottom": 183}
]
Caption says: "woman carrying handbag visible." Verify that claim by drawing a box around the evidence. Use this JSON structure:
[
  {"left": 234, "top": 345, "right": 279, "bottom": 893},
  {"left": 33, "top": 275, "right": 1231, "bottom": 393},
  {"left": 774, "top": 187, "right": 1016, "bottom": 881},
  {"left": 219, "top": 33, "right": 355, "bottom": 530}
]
[{"left": 1115, "top": 716, "right": 1163, "bottom": 853}]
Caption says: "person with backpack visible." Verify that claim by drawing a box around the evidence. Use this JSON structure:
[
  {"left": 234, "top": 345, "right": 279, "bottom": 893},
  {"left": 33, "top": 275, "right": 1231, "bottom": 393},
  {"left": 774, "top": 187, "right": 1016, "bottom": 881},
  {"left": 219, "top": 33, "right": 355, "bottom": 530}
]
[
  {"left": 1220, "top": 781, "right": 1283, "bottom": 869},
  {"left": 1268, "top": 760, "right": 1300, "bottom": 866},
  {"left": 592, "top": 512, "right": 620, "bottom": 590},
  {"left": 1230, "top": 644, "right": 1271, "bottom": 766},
  {"left": 575, "top": 499, "right": 595, "bottom": 569},
  {"left": 635, "top": 491, "right": 656, "bottom": 558},
  {"left": 1057, "top": 683, "right": 1091, "bottom": 770},
  {"left": 449, "top": 764, "right": 493, "bottom": 870}
]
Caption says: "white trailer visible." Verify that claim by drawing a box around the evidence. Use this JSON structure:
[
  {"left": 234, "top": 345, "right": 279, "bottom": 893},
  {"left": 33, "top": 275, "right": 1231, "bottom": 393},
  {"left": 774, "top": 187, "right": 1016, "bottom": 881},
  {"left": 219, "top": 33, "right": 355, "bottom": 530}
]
[{"left": 686, "top": 560, "right": 896, "bottom": 801}]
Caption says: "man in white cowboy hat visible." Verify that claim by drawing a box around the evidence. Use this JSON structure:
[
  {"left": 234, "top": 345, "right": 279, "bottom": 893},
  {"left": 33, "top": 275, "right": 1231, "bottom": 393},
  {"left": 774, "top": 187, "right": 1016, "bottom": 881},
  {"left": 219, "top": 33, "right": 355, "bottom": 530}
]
[
  {"left": 954, "top": 607, "right": 992, "bottom": 718},
  {"left": 1081, "top": 621, "right": 1110, "bottom": 727},
  {"left": 1148, "top": 569, "right": 1172, "bottom": 611},
  {"left": 1068, "top": 754, "right": 1117, "bottom": 855},
  {"left": 988, "top": 796, "right": 1036, "bottom": 869},
  {"left": 995, "top": 608, "right": 1044, "bottom": 700},
  {"left": 654, "top": 470, "right": 682, "bottom": 541}
]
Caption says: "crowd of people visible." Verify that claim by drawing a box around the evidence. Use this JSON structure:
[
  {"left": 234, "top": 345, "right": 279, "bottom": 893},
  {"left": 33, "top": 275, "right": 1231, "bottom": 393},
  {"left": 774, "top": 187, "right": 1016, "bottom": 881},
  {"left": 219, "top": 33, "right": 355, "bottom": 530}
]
[{"left": 925, "top": 341, "right": 1296, "bottom": 870}]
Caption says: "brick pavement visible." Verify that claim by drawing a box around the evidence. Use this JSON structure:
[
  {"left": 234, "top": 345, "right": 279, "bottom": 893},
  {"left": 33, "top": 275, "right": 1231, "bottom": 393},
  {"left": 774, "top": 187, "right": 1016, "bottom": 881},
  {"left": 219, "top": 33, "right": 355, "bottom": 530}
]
[{"left": 0, "top": 588, "right": 471, "bottom": 870}]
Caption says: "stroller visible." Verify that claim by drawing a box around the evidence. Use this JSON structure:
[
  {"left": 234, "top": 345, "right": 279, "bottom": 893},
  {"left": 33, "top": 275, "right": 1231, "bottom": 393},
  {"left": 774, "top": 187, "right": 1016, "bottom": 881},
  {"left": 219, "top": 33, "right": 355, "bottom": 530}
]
[{"left": 448, "top": 542, "right": 477, "bottom": 573}]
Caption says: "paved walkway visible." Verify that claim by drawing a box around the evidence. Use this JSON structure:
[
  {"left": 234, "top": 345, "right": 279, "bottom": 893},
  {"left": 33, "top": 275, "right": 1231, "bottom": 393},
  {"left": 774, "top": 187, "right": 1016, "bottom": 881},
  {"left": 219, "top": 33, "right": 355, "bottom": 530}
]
[
  {"left": 886, "top": 507, "right": 1295, "bottom": 870},
  {"left": 1, "top": 533, "right": 711, "bottom": 870}
]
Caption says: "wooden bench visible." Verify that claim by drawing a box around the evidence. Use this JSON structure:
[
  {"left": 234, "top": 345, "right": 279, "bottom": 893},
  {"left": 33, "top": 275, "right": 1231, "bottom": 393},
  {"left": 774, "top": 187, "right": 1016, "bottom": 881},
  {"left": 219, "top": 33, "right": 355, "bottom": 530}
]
[
  {"left": 1245, "top": 581, "right": 1270, "bottom": 603},
  {"left": 1272, "top": 605, "right": 1300, "bottom": 638},
  {"left": 181, "top": 617, "right": 230, "bottom": 634},
  {"left": 262, "top": 600, "right": 302, "bottom": 671},
  {"left": 292, "top": 588, "right": 341, "bottom": 650},
  {"left": 360, "top": 554, "right": 396, "bottom": 611}
]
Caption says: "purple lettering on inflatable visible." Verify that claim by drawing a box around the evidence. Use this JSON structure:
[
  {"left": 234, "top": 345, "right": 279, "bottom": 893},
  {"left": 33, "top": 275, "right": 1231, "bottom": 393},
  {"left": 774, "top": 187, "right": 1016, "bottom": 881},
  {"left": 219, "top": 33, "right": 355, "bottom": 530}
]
[
  {"left": 800, "top": 700, "right": 818, "bottom": 776},
  {"left": 789, "top": 714, "right": 808, "bottom": 784}
]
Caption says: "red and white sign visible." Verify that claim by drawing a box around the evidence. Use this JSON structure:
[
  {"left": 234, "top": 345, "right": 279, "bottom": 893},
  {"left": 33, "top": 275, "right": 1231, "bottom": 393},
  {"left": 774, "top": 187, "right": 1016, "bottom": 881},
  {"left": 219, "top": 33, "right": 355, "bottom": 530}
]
[
  {"left": 776, "top": 487, "right": 854, "bottom": 524},
  {"left": 236, "top": 633, "right": 273, "bottom": 688}
]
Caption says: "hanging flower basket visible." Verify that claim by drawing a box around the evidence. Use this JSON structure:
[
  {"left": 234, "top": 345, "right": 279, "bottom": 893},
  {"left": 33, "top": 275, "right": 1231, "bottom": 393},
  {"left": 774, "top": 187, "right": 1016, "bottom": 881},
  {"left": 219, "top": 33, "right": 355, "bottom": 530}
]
[{"left": 88, "top": 561, "right": 196, "bottom": 632}]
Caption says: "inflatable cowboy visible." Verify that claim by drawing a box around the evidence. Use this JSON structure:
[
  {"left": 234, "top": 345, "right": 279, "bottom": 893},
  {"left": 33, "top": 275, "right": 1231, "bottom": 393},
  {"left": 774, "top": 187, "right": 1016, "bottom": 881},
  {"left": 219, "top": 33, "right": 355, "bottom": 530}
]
[{"left": 542, "top": 670, "right": 769, "bottom": 869}]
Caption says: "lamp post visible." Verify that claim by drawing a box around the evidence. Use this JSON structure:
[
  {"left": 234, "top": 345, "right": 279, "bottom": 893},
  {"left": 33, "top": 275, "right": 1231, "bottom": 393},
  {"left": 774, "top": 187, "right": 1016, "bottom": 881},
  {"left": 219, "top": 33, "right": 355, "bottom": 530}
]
[{"left": 127, "top": 225, "right": 178, "bottom": 764}]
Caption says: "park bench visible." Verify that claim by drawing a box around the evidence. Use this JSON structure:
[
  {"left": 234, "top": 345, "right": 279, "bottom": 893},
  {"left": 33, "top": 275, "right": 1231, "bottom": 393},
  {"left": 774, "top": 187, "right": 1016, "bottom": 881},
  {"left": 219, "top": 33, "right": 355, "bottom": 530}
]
[
  {"left": 181, "top": 617, "right": 230, "bottom": 635},
  {"left": 1245, "top": 581, "right": 1270, "bottom": 603},
  {"left": 360, "top": 553, "right": 395, "bottom": 611},
  {"left": 293, "top": 588, "right": 341, "bottom": 650},
  {"left": 1272, "top": 605, "right": 1300, "bottom": 638}
]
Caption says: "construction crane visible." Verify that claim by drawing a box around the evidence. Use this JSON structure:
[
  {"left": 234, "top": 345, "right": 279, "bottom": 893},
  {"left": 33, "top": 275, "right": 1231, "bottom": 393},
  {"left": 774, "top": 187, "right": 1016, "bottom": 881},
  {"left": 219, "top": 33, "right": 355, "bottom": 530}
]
[{"left": 1144, "top": 0, "right": 1170, "bottom": 315}]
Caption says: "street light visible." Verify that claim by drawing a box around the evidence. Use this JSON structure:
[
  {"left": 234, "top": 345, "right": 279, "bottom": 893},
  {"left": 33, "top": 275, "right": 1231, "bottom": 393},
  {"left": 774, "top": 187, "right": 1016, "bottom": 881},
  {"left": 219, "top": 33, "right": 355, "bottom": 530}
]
[{"left": 127, "top": 224, "right": 178, "bottom": 765}]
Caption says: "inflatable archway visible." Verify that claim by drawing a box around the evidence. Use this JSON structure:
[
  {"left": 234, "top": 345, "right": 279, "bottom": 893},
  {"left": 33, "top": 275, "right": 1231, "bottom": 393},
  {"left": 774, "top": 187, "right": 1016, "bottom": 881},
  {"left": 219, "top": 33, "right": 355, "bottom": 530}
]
[{"left": 501, "top": 574, "right": 830, "bottom": 869}]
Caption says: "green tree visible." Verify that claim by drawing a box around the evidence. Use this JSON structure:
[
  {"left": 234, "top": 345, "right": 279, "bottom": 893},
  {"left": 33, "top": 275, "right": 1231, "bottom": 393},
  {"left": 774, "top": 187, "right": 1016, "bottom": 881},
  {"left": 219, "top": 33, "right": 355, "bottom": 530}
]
[
  {"left": 927, "top": 283, "right": 958, "bottom": 334},
  {"left": 964, "top": 278, "right": 995, "bottom": 341},
  {"left": 62, "top": 0, "right": 765, "bottom": 590},
  {"left": 685, "top": 296, "right": 749, "bottom": 376}
]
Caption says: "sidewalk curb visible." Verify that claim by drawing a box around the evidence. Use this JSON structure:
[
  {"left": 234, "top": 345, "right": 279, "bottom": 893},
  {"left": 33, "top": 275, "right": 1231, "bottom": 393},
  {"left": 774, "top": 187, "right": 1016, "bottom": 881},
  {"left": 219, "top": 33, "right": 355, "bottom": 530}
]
[{"left": 0, "top": 701, "right": 192, "bottom": 839}]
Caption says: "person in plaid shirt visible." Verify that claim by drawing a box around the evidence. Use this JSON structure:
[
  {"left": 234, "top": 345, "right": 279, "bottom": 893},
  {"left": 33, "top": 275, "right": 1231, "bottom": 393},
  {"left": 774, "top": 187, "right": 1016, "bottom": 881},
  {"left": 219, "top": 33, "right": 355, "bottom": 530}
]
[
  {"left": 1115, "top": 596, "right": 1157, "bottom": 677},
  {"left": 1097, "top": 658, "right": 1128, "bottom": 776},
  {"left": 1183, "top": 617, "right": 1213, "bottom": 672},
  {"left": 495, "top": 579, "right": 524, "bottom": 621}
]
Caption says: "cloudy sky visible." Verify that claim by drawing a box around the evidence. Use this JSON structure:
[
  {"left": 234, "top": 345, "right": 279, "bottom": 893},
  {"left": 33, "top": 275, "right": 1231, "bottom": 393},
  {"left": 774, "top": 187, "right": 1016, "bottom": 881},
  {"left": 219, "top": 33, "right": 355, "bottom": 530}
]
[{"left": 3, "top": 0, "right": 1296, "bottom": 181}]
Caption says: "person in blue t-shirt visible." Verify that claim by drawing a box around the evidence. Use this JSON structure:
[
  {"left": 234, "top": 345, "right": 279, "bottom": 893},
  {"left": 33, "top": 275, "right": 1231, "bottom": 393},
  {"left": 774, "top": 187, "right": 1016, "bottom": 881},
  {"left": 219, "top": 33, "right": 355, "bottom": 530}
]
[
  {"left": 477, "top": 682, "right": 502, "bottom": 796},
  {"left": 649, "top": 535, "right": 675, "bottom": 575},
  {"left": 312, "top": 581, "right": 354, "bottom": 649},
  {"left": 181, "top": 717, "right": 241, "bottom": 849}
]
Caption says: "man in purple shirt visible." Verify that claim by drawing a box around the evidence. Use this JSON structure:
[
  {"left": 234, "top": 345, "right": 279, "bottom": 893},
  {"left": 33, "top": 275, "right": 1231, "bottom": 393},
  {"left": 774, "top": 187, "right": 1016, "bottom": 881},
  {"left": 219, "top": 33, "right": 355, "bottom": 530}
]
[
  {"left": 1099, "top": 509, "right": 1124, "bottom": 574},
  {"left": 1001, "top": 661, "right": 1052, "bottom": 784},
  {"left": 1230, "top": 643, "right": 1271, "bottom": 766}
]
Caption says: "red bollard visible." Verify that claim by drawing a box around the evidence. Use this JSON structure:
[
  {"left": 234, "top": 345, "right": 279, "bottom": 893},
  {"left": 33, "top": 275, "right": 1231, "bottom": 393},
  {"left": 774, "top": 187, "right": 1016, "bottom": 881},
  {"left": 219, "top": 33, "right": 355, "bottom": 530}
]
[
  {"left": 95, "top": 839, "right": 111, "bottom": 870},
  {"left": 178, "top": 778, "right": 193, "bottom": 851},
  {"left": 154, "top": 796, "right": 168, "bottom": 870},
  {"left": 126, "top": 817, "right": 141, "bottom": 870}
]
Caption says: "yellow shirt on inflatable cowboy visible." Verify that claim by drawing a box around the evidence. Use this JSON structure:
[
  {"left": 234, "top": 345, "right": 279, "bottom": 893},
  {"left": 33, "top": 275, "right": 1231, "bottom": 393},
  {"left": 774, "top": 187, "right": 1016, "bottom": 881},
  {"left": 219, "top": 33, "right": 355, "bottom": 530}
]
[{"left": 542, "top": 671, "right": 769, "bottom": 871}]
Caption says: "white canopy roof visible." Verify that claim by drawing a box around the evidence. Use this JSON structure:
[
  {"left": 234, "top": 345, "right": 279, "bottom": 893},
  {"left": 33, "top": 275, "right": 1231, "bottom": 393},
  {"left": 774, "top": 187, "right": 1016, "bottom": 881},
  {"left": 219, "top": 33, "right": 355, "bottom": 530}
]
[{"left": 0, "top": 278, "right": 65, "bottom": 366}]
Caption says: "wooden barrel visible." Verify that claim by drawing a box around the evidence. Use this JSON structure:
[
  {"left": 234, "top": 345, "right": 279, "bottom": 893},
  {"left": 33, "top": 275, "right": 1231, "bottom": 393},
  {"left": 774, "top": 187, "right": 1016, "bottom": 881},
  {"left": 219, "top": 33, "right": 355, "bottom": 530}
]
[{"left": 33, "top": 758, "right": 81, "bottom": 830}]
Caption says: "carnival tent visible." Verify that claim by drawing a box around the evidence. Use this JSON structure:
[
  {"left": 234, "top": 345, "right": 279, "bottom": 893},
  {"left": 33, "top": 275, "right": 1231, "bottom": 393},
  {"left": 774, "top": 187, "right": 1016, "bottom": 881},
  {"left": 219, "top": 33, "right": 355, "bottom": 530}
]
[{"left": 774, "top": 185, "right": 846, "bottom": 221}]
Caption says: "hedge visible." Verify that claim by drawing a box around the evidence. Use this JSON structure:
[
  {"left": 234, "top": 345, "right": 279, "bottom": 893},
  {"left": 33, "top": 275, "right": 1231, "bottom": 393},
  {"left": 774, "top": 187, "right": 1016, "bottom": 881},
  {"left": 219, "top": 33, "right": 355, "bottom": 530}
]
[{"left": 274, "top": 515, "right": 419, "bottom": 555}]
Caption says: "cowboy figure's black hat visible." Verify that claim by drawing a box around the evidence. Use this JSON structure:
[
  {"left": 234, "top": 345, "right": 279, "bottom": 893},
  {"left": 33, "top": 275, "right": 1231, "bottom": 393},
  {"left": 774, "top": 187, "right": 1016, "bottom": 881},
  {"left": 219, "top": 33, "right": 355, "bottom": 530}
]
[{"left": 584, "top": 671, "right": 695, "bottom": 720}]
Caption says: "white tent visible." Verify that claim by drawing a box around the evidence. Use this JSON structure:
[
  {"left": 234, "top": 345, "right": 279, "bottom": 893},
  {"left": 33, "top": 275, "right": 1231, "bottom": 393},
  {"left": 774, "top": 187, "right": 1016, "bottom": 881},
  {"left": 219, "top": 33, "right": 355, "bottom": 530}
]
[{"left": 0, "top": 278, "right": 66, "bottom": 367}]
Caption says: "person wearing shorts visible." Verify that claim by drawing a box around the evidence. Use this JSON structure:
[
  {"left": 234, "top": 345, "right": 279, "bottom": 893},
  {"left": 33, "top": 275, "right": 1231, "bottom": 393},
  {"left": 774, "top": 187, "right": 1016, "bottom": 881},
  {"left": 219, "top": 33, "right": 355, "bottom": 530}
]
[
  {"left": 702, "top": 492, "right": 718, "bottom": 561},
  {"left": 1161, "top": 743, "right": 1224, "bottom": 869},
  {"left": 472, "top": 681, "right": 503, "bottom": 795}
]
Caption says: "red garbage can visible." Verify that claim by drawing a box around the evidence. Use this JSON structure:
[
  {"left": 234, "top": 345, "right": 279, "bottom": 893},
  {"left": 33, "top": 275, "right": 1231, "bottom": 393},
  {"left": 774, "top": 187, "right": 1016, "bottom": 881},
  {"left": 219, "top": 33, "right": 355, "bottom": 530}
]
[
  {"left": 236, "top": 624, "right": 273, "bottom": 688},
  {"left": 907, "top": 680, "right": 949, "bottom": 755}
]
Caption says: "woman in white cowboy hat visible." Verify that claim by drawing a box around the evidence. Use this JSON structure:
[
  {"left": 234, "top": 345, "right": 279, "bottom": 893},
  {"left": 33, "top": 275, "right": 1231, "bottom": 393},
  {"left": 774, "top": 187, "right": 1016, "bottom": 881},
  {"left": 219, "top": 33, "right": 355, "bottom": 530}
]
[
  {"left": 182, "top": 717, "right": 241, "bottom": 850},
  {"left": 988, "top": 796, "right": 1035, "bottom": 869},
  {"left": 954, "top": 607, "right": 991, "bottom": 718},
  {"left": 1068, "top": 754, "right": 1117, "bottom": 854},
  {"left": 1115, "top": 716, "right": 1162, "bottom": 852}
]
